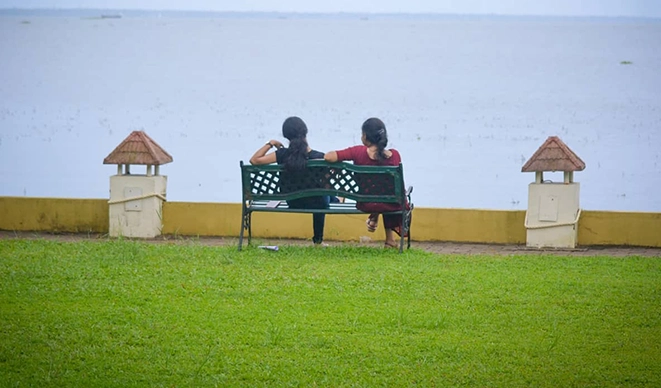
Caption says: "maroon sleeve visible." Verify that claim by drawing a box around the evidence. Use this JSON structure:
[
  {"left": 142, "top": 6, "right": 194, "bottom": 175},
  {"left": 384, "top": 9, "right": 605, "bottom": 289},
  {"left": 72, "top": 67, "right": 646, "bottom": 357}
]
[
  {"left": 335, "top": 145, "right": 361, "bottom": 162},
  {"left": 389, "top": 149, "right": 402, "bottom": 166}
]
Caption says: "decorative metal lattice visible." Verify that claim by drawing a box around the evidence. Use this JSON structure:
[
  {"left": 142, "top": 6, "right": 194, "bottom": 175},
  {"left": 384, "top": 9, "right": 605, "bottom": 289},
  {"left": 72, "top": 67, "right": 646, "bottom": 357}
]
[
  {"left": 243, "top": 161, "right": 402, "bottom": 202},
  {"left": 328, "top": 168, "right": 359, "bottom": 193},
  {"left": 248, "top": 166, "right": 395, "bottom": 197},
  {"left": 250, "top": 170, "right": 281, "bottom": 195},
  {"left": 349, "top": 172, "right": 396, "bottom": 196}
]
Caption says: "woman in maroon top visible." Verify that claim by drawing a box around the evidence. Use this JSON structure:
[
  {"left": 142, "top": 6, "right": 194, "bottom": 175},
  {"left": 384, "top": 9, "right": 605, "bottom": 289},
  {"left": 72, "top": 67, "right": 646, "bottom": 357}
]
[{"left": 325, "top": 117, "right": 406, "bottom": 248}]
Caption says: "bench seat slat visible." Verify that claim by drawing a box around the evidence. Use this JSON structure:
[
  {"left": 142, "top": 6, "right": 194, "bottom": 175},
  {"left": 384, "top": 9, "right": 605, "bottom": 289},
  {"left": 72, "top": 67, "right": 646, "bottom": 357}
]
[{"left": 248, "top": 201, "right": 402, "bottom": 214}]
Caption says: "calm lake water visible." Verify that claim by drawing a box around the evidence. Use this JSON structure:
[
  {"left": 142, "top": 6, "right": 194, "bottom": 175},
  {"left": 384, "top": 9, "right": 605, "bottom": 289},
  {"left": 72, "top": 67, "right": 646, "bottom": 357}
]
[{"left": 1, "top": 12, "right": 660, "bottom": 211}]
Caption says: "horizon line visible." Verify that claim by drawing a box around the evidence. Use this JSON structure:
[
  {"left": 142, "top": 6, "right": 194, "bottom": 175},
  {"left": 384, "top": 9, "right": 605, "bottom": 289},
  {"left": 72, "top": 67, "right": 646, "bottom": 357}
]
[{"left": 1, "top": 7, "right": 661, "bottom": 20}]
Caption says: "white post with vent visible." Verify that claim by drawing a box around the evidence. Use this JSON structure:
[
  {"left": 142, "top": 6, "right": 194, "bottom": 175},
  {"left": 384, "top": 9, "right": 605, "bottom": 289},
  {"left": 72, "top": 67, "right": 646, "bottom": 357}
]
[
  {"left": 521, "top": 136, "right": 585, "bottom": 249},
  {"left": 103, "top": 131, "right": 173, "bottom": 238}
]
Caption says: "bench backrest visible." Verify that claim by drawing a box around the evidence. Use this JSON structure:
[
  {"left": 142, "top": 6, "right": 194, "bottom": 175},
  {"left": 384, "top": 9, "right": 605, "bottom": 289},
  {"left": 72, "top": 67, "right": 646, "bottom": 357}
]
[{"left": 240, "top": 160, "right": 407, "bottom": 204}]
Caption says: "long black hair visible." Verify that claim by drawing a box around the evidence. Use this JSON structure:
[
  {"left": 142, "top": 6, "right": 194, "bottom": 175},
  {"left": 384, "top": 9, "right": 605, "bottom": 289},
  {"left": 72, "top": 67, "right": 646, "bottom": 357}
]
[
  {"left": 281, "top": 116, "right": 309, "bottom": 171},
  {"left": 362, "top": 117, "right": 388, "bottom": 161}
]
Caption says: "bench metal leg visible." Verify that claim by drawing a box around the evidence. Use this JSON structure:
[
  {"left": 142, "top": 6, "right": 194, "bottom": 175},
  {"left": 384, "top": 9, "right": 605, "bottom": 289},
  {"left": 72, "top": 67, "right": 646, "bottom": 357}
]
[
  {"left": 398, "top": 205, "right": 413, "bottom": 253},
  {"left": 239, "top": 208, "right": 245, "bottom": 251},
  {"left": 239, "top": 208, "right": 251, "bottom": 251},
  {"left": 406, "top": 204, "right": 413, "bottom": 250},
  {"left": 401, "top": 186, "right": 414, "bottom": 253},
  {"left": 399, "top": 211, "right": 405, "bottom": 253},
  {"left": 247, "top": 212, "right": 252, "bottom": 246}
]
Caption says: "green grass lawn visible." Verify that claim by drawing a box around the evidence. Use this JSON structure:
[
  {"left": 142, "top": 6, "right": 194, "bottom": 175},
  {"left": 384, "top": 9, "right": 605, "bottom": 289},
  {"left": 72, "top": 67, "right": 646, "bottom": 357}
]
[{"left": 1, "top": 239, "right": 659, "bottom": 387}]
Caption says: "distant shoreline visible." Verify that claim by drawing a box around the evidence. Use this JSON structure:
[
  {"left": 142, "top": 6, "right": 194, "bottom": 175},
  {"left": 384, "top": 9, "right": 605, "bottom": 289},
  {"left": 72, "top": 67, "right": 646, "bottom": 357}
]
[{"left": 1, "top": 8, "right": 660, "bottom": 22}]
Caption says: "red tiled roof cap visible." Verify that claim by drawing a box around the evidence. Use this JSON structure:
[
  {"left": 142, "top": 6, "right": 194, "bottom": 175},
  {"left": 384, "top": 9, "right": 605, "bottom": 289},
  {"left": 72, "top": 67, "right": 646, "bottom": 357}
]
[
  {"left": 103, "top": 131, "right": 173, "bottom": 165},
  {"left": 521, "top": 136, "right": 585, "bottom": 172}
]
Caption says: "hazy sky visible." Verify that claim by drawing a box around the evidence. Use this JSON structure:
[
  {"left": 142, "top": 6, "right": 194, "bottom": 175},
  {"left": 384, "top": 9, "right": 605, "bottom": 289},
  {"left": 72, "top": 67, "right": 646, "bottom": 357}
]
[
  {"left": 2, "top": 0, "right": 661, "bottom": 17},
  {"left": 0, "top": 0, "right": 661, "bottom": 17}
]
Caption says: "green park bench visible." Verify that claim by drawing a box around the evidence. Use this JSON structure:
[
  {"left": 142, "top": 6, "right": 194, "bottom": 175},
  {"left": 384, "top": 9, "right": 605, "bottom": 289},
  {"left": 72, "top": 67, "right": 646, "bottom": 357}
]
[{"left": 239, "top": 160, "right": 414, "bottom": 252}]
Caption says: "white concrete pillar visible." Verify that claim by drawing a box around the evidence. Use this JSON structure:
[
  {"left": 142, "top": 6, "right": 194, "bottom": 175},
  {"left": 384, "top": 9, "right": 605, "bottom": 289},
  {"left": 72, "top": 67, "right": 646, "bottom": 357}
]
[
  {"left": 525, "top": 182, "right": 580, "bottom": 248},
  {"left": 108, "top": 175, "right": 167, "bottom": 238}
]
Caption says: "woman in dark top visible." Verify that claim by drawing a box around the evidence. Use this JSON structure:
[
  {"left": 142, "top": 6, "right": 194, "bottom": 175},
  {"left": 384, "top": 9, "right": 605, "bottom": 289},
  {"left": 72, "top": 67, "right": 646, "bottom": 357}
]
[
  {"left": 325, "top": 117, "right": 406, "bottom": 248},
  {"left": 249, "top": 116, "right": 330, "bottom": 245}
]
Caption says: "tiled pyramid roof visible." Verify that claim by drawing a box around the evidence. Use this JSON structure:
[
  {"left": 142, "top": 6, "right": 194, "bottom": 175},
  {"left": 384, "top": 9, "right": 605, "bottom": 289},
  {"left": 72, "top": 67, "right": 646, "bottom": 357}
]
[
  {"left": 103, "top": 131, "right": 173, "bottom": 165},
  {"left": 521, "top": 136, "right": 585, "bottom": 172}
]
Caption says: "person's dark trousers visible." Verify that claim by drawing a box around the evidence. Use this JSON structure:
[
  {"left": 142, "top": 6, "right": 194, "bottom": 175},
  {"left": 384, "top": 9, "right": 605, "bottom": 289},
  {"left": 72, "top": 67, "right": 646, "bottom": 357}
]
[{"left": 286, "top": 196, "right": 332, "bottom": 244}]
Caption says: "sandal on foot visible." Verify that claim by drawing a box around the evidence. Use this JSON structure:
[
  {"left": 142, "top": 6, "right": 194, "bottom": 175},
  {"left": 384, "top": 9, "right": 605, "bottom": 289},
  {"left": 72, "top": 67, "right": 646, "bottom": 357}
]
[
  {"left": 392, "top": 226, "right": 409, "bottom": 238},
  {"left": 366, "top": 217, "right": 378, "bottom": 233},
  {"left": 384, "top": 241, "right": 398, "bottom": 249}
]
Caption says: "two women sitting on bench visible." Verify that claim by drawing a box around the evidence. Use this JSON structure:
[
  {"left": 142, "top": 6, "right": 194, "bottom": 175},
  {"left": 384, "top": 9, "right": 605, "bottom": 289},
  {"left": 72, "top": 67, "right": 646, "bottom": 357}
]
[{"left": 249, "top": 116, "right": 406, "bottom": 248}]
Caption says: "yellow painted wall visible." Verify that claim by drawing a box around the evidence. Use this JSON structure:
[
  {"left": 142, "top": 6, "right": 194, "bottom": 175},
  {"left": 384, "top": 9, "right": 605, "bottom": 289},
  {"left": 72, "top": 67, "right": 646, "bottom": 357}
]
[
  {"left": 578, "top": 211, "right": 661, "bottom": 247},
  {"left": 1, "top": 196, "right": 660, "bottom": 247},
  {"left": 411, "top": 207, "right": 527, "bottom": 244},
  {"left": 0, "top": 197, "right": 108, "bottom": 233},
  {"left": 161, "top": 204, "right": 527, "bottom": 244},
  {"left": 161, "top": 202, "right": 241, "bottom": 237}
]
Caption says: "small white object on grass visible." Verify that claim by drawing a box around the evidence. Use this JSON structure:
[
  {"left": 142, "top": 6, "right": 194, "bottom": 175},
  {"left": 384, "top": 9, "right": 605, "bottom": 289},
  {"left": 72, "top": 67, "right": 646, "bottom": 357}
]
[{"left": 258, "top": 245, "right": 279, "bottom": 251}]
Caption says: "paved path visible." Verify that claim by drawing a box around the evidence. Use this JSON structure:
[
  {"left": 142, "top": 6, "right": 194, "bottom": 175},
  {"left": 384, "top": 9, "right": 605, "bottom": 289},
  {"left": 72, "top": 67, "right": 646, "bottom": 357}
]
[{"left": 1, "top": 231, "right": 659, "bottom": 257}]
